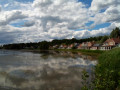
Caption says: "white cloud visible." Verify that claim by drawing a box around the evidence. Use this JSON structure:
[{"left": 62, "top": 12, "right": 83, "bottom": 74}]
[
  {"left": 90, "top": 0, "right": 120, "bottom": 11},
  {"left": 0, "top": 0, "right": 120, "bottom": 44},
  {"left": 0, "top": 10, "right": 27, "bottom": 26},
  {"left": 0, "top": 5, "right": 1, "bottom": 12},
  {"left": 4, "top": 4, "right": 9, "bottom": 8},
  {"left": 89, "top": 0, "right": 120, "bottom": 28}
]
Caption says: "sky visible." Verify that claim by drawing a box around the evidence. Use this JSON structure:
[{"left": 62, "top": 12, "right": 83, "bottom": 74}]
[{"left": 0, "top": 0, "right": 120, "bottom": 44}]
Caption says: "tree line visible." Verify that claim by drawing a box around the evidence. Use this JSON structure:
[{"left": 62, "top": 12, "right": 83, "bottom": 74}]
[{"left": 1, "top": 27, "right": 120, "bottom": 50}]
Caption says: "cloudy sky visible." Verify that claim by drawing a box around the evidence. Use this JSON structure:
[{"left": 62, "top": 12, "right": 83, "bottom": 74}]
[{"left": 0, "top": 0, "right": 120, "bottom": 44}]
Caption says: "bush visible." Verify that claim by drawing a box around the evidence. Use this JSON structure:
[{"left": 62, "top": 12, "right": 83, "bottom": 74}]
[{"left": 93, "top": 48, "right": 120, "bottom": 90}]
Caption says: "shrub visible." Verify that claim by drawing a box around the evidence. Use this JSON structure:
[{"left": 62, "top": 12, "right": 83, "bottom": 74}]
[{"left": 94, "top": 48, "right": 120, "bottom": 90}]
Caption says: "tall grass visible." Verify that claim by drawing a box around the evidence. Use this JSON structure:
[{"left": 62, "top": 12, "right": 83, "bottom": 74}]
[{"left": 93, "top": 48, "right": 120, "bottom": 90}]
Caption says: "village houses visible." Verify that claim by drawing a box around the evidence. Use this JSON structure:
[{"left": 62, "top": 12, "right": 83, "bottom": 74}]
[
  {"left": 100, "top": 38, "right": 120, "bottom": 50},
  {"left": 49, "top": 38, "right": 120, "bottom": 50}
]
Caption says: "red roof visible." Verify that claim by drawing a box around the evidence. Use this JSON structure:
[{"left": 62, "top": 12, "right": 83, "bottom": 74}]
[
  {"left": 112, "top": 38, "right": 120, "bottom": 43},
  {"left": 104, "top": 38, "right": 120, "bottom": 43}
]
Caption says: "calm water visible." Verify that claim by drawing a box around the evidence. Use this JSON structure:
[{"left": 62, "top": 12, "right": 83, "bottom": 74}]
[{"left": 0, "top": 50, "right": 97, "bottom": 90}]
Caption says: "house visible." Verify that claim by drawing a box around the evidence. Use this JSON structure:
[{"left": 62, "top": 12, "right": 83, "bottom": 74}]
[
  {"left": 67, "top": 44, "right": 74, "bottom": 49},
  {"left": 50, "top": 45, "right": 59, "bottom": 49},
  {"left": 59, "top": 45, "right": 64, "bottom": 49},
  {"left": 81, "top": 42, "right": 88, "bottom": 49},
  {"left": 80, "top": 41, "right": 95, "bottom": 50},
  {"left": 100, "top": 38, "right": 120, "bottom": 50},
  {"left": 74, "top": 43, "right": 79, "bottom": 49},
  {"left": 63, "top": 45, "right": 67, "bottom": 49},
  {"left": 67, "top": 43, "right": 79, "bottom": 49},
  {"left": 59, "top": 44, "right": 67, "bottom": 49},
  {"left": 87, "top": 41, "right": 95, "bottom": 49},
  {"left": 77, "top": 44, "right": 82, "bottom": 49},
  {"left": 90, "top": 44, "right": 101, "bottom": 50}
]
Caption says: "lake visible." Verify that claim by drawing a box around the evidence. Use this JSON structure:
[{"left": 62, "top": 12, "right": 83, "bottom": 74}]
[{"left": 0, "top": 50, "right": 97, "bottom": 90}]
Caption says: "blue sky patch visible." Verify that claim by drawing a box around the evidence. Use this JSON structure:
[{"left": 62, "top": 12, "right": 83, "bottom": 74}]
[
  {"left": 0, "top": 0, "right": 9, "bottom": 5},
  {"left": 78, "top": 0, "right": 92, "bottom": 7},
  {"left": 85, "top": 21, "right": 94, "bottom": 26},
  {"left": 91, "top": 23, "right": 111, "bottom": 30},
  {"left": 100, "top": 9, "right": 106, "bottom": 13},
  {"left": 15, "top": 0, "right": 33, "bottom": 3},
  {"left": 10, "top": 20, "right": 27, "bottom": 28}
]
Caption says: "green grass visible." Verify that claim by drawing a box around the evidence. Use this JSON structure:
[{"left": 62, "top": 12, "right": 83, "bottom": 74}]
[{"left": 93, "top": 48, "right": 120, "bottom": 90}]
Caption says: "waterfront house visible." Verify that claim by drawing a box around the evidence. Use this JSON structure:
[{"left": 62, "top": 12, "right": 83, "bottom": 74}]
[
  {"left": 67, "top": 43, "right": 79, "bottom": 49},
  {"left": 90, "top": 44, "right": 101, "bottom": 50},
  {"left": 59, "top": 45, "right": 64, "bottom": 49},
  {"left": 52, "top": 45, "right": 59, "bottom": 49},
  {"left": 80, "top": 41, "right": 95, "bottom": 50},
  {"left": 77, "top": 44, "right": 82, "bottom": 49},
  {"left": 87, "top": 41, "right": 95, "bottom": 49},
  {"left": 59, "top": 44, "right": 68, "bottom": 49},
  {"left": 67, "top": 44, "right": 74, "bottom": 49},
  {"left": 80, "top": 42, "right": 88, "bottom": 49},
  {"left": 74, "top": 43, "right": 79, "bottom": 49},
  {"left": 100, "top": 38, "right": 120, "bottom": 50},
  {"left": 63, "top": 45, "right": 67, "bottom": 49}
]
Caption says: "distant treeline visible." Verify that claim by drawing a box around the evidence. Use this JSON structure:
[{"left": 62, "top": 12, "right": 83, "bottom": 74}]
[{"left": 1, "top": 27, "right": 120, "bottom": 50}]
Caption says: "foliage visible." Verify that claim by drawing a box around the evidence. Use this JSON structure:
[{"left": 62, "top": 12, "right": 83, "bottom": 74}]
[
  {"left": 100, "top": 35, "right": 109, "bottom": 44},
  {"left": 110, "top": 27, "right": 120, "bottom": 38},
  {"left": 93, "top": 48, "right": 120, "bottom": 90},
  {"left": 82, "top": 48, "right": 120, "bottom": 90},
  {"left": 1, "top": 27, "right": 120, "bottom": 50},
  {"left": 81, "top": 70, "right": 90, "bottom": 90},
  {"left": 39, "top": 41, "right": 50, "bottom": 50},
  {"left": 1, "top": 36, "right": 104, "bottom": 50}
]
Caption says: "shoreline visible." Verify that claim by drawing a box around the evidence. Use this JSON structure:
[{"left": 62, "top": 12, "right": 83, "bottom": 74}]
[
  {"left": 54, "top": 49, "right": 105, "bottom": 57},
  {"left": 0, "top": 49, "right": 105, "bottom": 58}
]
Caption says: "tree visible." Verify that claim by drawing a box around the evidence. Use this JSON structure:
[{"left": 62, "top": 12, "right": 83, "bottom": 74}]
[
  {"left": 110, "top": 27, "right": 120, "bottom": 38},
  {"left": 100, "top": 35, "right": 109, "bottom": 44},
  {"left": 39, "top": 41, "right": 50, "bottom": 50}
]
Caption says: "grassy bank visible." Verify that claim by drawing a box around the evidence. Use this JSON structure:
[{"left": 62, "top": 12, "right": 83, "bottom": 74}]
[
  {"left": 55, "top": 49, "right": 104, "bottom": 58},
  {"left": 92, "top": 48, "right": 120, "bottom": 90}
]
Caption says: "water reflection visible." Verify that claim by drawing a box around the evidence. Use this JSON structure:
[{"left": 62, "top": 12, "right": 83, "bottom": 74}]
[{"left": 0, "top": 50, "right": 97, "bottom": 90}]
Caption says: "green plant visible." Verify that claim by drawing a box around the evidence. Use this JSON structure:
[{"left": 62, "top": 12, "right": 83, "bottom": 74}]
[
  {"left": 81, "top": 70, "right": 90, "bottom": 90},
  {"left": 82, "top": 48, "right": 120, "bottom": 90},
  {"left": 93, "top": 48, "right": 120, "bottom": 90}
]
